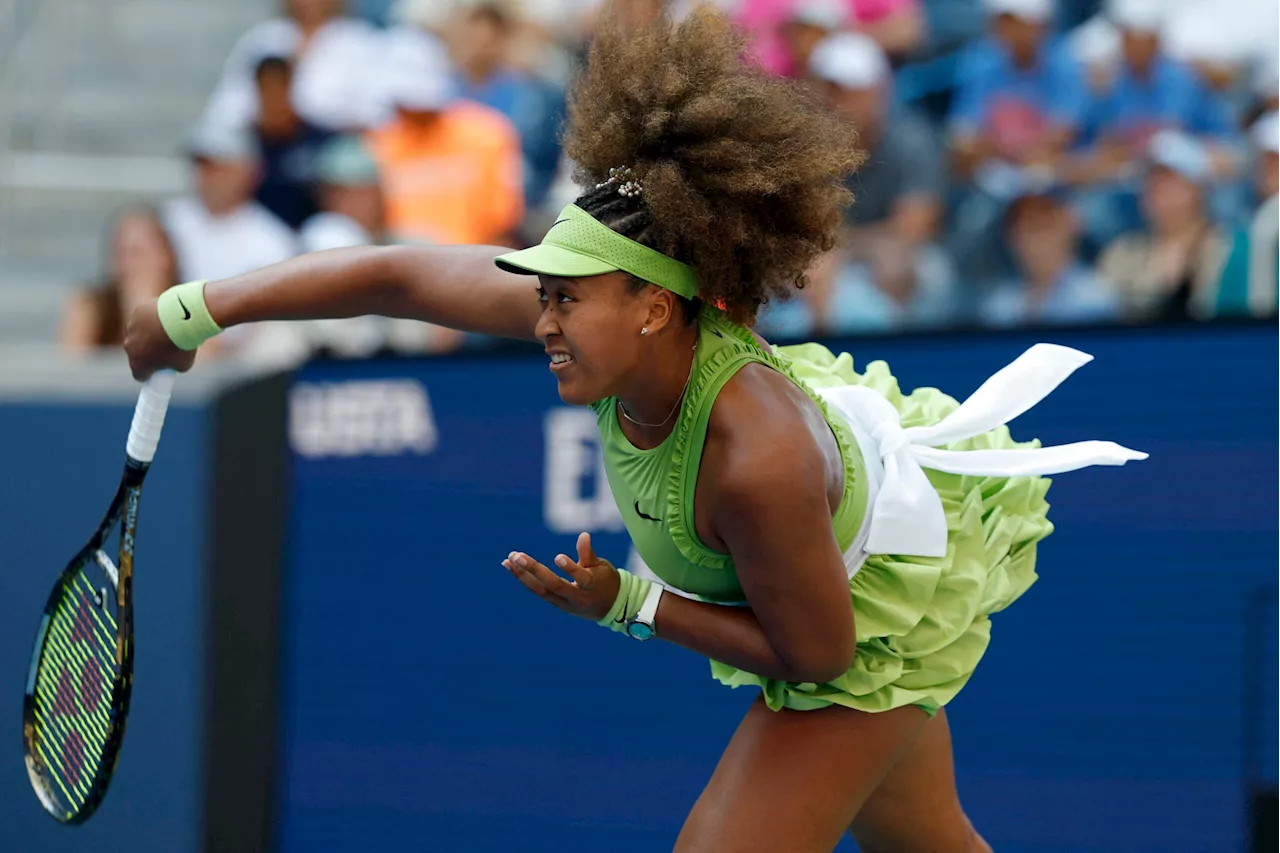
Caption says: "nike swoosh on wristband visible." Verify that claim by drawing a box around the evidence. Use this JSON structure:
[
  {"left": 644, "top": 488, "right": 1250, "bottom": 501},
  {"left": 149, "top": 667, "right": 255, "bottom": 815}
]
[{"left": 176, "top": 294, "right": 192, "bottom": 320}]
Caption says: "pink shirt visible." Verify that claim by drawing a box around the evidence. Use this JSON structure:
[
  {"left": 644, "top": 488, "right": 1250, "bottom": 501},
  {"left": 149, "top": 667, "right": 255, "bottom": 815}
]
[{"left": 736, "top": 0, "right": 915, "bottom": 76}]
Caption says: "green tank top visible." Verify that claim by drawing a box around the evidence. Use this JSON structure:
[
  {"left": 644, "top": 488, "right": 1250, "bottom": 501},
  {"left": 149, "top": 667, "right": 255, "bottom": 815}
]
[{"left": 590, "top": 308, "right": 869, "bottom": 604}]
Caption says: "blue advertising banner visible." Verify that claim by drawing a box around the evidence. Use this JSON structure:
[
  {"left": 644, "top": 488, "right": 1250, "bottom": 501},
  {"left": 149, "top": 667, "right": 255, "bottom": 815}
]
[{"left": 279, "top": 325, "right": 1278, "bottom": 853}]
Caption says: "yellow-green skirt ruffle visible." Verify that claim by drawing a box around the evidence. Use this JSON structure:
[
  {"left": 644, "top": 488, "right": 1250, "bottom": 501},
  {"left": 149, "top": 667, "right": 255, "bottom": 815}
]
[{"left": 710, "top": 343, "right": 1054, "bottom": 715}]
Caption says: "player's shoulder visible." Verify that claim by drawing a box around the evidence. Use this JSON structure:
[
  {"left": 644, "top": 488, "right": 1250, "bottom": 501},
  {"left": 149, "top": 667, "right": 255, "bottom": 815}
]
[{"left": 705, "top": 361, "right": 830, "bottom": 494}]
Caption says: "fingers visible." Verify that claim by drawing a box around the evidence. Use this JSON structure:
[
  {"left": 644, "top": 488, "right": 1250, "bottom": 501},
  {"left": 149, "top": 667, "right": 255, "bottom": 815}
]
[
  {"left": 553, "top": 553, "right": 592, "bottom": 589},
  {"left": 504, "top": 552, "right": 573, "bottom": 600},
  {"left": 504, "top": 555, "right": 551, "bottom": 597},
  {"left": 576, "top": 532, "right": 597, "bottom": 567}
]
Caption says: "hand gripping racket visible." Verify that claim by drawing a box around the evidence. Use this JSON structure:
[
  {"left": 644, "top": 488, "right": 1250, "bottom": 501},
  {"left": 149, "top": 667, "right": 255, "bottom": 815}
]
[{"left": 21, "top": 370, "right": 176, "bottom": 823}]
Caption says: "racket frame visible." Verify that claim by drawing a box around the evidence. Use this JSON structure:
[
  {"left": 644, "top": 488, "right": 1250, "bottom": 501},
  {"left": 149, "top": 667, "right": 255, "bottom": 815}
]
[{"left": 21, "top": 457, "right": 149, "bottom": 824}]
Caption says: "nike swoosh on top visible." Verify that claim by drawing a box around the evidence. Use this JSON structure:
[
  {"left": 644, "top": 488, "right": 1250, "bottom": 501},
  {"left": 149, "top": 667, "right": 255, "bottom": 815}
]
[{"left": 176, "top": 294, "right": 192, "bottom": 320}]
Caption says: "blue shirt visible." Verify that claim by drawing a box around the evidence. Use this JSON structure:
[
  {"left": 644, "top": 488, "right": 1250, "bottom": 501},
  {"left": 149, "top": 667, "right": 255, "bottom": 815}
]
[
  {"left": 758, "top": 260, "right": 958, "bottom": 338},
  {"left": 978, "top": 264, "right": 1120, "bottom": 328},
  {"left": 1085, "top": 56, "right": 1232, "bottom": 145},
  {"left": 949, "top": 36, "right": 1088, "bottom": 156}
]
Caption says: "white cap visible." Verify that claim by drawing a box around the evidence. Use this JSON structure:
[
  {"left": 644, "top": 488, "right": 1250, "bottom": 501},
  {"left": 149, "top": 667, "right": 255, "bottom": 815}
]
[
  {"left": 1107, "top": 0, "right": 1164, "bottom": 34},
  {"left": 984, "top": 0, "right": 1054, "bottom": 24},
  {"left": 1070, "top": 16, "right": 1120, "bottom": 66},
  {"left": 1252, "top": 112, "right": 1279, "bottom": 154},
  {"left": 1148, "top": 129, "right": 1212, "bottom": 184},
  {"left": 789, "top": 0, "right": 848, "bottom": 30},
  {"left": 374, "top": 28, "right": 456, "bottom": 112},
  {"left": 185, "top": 120, "right": 256, "bottom": 162},
  {"left": 809, "top": 32, "right": 890, "bottom": 90},
  {"left": 1163, "top": 6, "right": 1253, "bottom": 68}
]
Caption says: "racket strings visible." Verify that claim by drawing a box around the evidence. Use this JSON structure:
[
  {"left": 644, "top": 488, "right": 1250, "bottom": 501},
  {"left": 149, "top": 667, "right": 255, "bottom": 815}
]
[{"left": 30, "top": 579, "right": 121, "bottom": 812}]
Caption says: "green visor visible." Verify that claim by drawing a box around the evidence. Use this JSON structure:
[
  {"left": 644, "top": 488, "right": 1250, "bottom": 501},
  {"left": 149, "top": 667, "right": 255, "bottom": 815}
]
[{"left": 495, "top": 204, "right": 699, "bottom": 300}]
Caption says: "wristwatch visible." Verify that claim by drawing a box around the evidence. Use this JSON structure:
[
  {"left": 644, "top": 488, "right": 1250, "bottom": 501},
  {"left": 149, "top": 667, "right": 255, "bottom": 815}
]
[{"left": 626, "top": 583, "right": 665, "bottom": 641}]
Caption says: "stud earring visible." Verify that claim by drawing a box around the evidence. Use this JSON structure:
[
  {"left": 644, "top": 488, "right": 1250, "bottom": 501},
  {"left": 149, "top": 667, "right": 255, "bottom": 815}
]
[{"left": 640, "top": 327, "right": 648, "bottom": 336}]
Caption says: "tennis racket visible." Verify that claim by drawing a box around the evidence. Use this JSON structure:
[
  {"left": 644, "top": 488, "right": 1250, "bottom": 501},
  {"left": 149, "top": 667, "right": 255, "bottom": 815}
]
[{"left": 21, "top": 370, "right": 176, "bottom": 824}]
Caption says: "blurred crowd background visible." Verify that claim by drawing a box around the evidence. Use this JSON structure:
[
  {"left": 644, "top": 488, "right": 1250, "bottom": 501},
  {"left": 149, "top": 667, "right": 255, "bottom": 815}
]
[{"left": 1, "top": 0, "right": 1276, "bottom": 364}]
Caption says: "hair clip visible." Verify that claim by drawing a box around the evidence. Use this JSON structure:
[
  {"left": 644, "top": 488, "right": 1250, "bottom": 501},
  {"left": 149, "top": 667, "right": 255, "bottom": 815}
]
[{"left": 595, "top": 165, "right": 643, "bottom": 198}]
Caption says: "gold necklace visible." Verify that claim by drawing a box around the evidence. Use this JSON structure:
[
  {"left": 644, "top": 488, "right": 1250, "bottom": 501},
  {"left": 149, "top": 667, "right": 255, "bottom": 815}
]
[{"left": 618, "top": 340, "right": 698, "bottom": 429}]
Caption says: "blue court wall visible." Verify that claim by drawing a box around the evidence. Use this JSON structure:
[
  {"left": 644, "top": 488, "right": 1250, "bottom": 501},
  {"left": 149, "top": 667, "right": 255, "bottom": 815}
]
[
  {"left": 0, "top": 401, "right": 206, "bottom": 853},
  {"left": 279, "top": 324, "right": 1279, "bottom": 853}
]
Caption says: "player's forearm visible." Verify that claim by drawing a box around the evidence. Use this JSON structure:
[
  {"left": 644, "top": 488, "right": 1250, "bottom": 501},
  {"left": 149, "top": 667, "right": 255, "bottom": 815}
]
[
  {"left": 654, "top": 595, "right": 844, "bottom": 684},
  {"left": 201, "top": 244, "right": 520, "bottom": 335},
  {"left": 200, "top": 246, "right": 414, "bottom": 327}
]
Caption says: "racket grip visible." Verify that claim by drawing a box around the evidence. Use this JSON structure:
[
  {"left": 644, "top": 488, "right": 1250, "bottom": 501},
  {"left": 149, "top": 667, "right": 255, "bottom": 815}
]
[{"left": 126, "top": 370, "right": 176, "bottom": 464}]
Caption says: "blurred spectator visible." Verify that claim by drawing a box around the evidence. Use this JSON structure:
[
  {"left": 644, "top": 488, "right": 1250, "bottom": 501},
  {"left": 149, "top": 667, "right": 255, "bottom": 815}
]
[
  {"left": 949, "top": 0, "right": 1087, "bottom": 181},
  {"left": 1211, "top": 112, "right": 1278, "bottom": 317},
  {"left": 1097, "top": 129, "right": 1231, "bottom": 321},
  {"left": 737, "top": 0, "right": 926, "bottom": 77},
  {"left": 810, "top": 31, "right": 958, "bottom": 327},
  {"left": 300, "top": 135, "right": 385, "bottom": 252},
  {"left": 758, "top": 236, "right": 957, "bottom": 336},
  {"left": 781, "top": 1, "right": 848, "bottom": 82},
  {"left": 365, "top": 31, "right": 524, "bottom": 246},
  {"left": 61, "top": 207, "right": 178, "bottom": 352},
  {"left": 1076, "top": 0, "right": 1232, "bottom": 173},
  {"left": 813, "top": 32, "right": 945, "bottom": 247},
  {"left": 1162, "top": 1, "right": 1272, "bottom": 102},
  {"left": 164, "top": 123, "right": 298, "bottom": 284},
  {"left": 203, "top": 0, "right": 384, "bottom": 133},
  {"left": 1067, "top": 0, "right": 1238, "bottom": 249},
  {"left": 444, "top": 1, "right": 565, "bottom": 208},
  {"left": 977, "top": 187, "right": 1120, "bottom": 326},
  {"left": 252, "top": 56, "right": 334, "bottom": 229}
]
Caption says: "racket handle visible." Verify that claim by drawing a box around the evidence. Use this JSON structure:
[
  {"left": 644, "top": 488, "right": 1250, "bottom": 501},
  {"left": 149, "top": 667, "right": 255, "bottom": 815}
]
[{"left": 126, "top": 370, "right": 176, "bottom": 464}]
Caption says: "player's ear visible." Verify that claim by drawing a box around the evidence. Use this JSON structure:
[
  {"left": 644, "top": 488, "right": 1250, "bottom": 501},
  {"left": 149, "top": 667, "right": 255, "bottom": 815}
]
[{"left": 642, "top": 288, "right": 677, "bottom": 336}]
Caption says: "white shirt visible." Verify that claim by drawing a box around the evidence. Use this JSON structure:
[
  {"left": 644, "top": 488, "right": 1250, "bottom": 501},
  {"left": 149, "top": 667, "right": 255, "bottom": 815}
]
[
  {"left": 299, "top": 211, "right": 373, "bottom": 253},
  {"left": 163, "top": 195, "right": 298, "bottom": 283},
  {"left": 201, "top": 17, "right": 385, "bottom": 132}
]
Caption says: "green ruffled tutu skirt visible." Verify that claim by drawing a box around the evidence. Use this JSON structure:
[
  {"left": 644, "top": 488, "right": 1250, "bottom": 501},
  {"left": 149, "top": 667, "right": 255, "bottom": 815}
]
[{"left": 709, "top": 343, "right": 1054, "bottom": 716}]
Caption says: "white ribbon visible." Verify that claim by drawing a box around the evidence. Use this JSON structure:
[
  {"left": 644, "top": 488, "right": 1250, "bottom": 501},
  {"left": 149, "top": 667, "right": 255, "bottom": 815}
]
[{"left": 819, "top": 343, "right": 1148, "bottom": 559}]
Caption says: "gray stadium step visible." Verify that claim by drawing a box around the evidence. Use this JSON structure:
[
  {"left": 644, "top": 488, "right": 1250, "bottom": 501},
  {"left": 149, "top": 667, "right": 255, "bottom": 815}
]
[
  {"left": 0, "top": 183, "right": 177, "bottom": 280},
  {"left": 0, "top": 0, "right": 274, "bottom": 343}
]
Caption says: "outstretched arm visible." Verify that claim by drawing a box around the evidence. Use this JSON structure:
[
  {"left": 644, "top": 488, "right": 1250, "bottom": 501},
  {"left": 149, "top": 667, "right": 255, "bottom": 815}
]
[{"left": 125, "top": 244, "right": 542, "bottom": 379}]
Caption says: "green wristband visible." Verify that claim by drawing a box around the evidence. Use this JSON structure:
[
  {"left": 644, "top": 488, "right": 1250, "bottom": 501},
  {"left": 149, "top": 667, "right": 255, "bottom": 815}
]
[
  {"left": 597, "top": 569, "right": 653, "bottom": 635},
  {"left": 157, "top": 280, "right": 223, "bottom": 351}
]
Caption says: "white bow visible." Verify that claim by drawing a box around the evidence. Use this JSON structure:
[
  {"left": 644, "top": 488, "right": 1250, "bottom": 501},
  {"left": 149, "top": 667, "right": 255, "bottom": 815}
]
[{"left": 819, "top": 344, "right": 1148, "bottom": 559}]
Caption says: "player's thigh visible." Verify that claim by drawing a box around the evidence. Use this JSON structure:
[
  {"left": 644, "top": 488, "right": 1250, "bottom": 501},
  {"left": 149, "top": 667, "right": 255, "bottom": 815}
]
[
  {"left": 849, "top": 708, "right": 989, "bottom": 853},
  {"left": 674, "top": 697, "right": 928, "bottom": 853}
]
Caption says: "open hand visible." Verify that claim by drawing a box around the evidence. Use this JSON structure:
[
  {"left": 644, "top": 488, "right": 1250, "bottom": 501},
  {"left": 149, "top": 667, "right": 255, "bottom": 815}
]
[{"left": 503, "top": 532, "right": 620, "bottom": 622}]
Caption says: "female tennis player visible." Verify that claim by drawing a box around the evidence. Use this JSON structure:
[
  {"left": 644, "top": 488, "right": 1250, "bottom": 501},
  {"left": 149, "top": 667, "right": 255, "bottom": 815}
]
[{"left": 125, "top": 9, "right": 1144, "bottom": 851}]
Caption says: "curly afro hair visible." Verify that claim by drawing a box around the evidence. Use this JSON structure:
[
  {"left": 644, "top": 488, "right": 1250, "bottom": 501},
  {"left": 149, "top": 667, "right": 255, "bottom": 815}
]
[{"left": 563, "top": 5, "right": 863, "bottom": 325}]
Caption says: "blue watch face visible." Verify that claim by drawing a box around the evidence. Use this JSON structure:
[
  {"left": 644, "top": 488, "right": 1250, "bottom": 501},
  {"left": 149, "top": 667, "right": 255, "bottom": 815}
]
[{"left": 626, "top": 621, "right": 655, "bottom": 641}]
